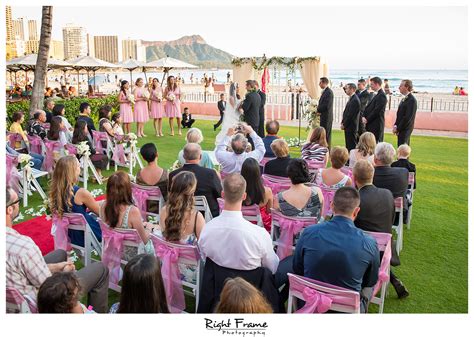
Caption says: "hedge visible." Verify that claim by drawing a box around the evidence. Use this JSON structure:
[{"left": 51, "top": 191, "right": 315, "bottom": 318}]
[{"left": 6, "top": 95, "right": 119, "bottom": 129}]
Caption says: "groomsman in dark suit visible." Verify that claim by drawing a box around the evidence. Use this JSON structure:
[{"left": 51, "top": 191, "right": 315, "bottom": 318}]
[
  {"left": 317, "top": 77, "right": 334, "bottom": 147},
  {"left": 362, "top": 77, "right": 387, "bottom": 142},
  {"left": 356, "top": 79, "right": 373, "bottom": 138},
  {"left": 341, "top": 83, "right": 361, "bottom": 152},
  {"left": 254, "top": 81, "right": 267, "bottom": 138},
  {"left": 214, "top": 93, "right": 226, "bottom": 131},
  {"left": 393, "top": 80, "right": 418, "bottom": 146}
]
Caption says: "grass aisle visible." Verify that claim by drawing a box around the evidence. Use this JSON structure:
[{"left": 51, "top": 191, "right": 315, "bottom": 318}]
[{"left": 15, "top": 118, "right": 468, "bottom": 313}]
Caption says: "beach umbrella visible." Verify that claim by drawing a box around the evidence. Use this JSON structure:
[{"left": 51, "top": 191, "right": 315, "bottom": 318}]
[
  {"left": 68, "top": 55, "right": 119, "bottom": 94},
  {"left": 145, "top": 56, "right": 198, "bottom": 84},
  {"left": 117, "top": 58, "right": 153, "bottom": 87}
]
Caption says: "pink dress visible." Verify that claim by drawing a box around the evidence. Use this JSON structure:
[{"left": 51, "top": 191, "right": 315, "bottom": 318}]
[
  {"left": 150, "top": 87, "right": 164, "bottom": 118},
  {"left": 133, "top": 87, "right": 149, "bottom": 123},
  {"left": 119, "top": 91, "right": 133, "bottom": 123},
  {"left": 165, "top": 87, "right": 181, "bottom": 118}
]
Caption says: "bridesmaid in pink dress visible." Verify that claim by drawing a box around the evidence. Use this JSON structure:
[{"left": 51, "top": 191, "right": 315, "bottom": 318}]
[
  {"left": 149, "top": 78, "right": 164, "bottom": 137},
  {"left": 118, "top": 80, "right": 133, "bottom": 134},
  {"left": 164, "top": 75, "right": 182, "bottom": 136},
  {"left": 132, "top": 78, "right": 149, "bottom": 138}
]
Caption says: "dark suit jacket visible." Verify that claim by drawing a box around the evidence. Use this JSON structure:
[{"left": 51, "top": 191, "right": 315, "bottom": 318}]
[
  {"left": 355, "top": 185, "right": 395, "bottom": 234},
  {"left": 356, "top": 89, "right": 373, "bottom": 112},
  {"left": 258, "top": 90, "right": 266, "bottom": 115},
  {"left": 363, "top": 89, "right": 387, "bottom": 140},
  {"left": 342, "top": 94, "right": 361, "bottom": 132},
  {"left": 263, "top": 156, "right": 292, "bottom": 177},
  {"left": 394, "top": 93, "right": 417, "bottom": 133},
  {"left": 317, "top": 87, "right": 334, "bottom": 118},
  {"left": 241, "top": 91, "right": 261, "bottom": 129},
  {"left": 168, "top": 163, "right": 222, "bottom": 217},
  {"left": 391, "top": 158, "right": 416, "bottom": 189},
  {"left": 217, "top": 100, "right": 226, "bottom": 114},
  {"left": 373, "top": 166, "right": 409, "bottom": 211}
]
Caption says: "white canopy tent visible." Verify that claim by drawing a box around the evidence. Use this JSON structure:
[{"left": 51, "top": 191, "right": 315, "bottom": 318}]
[{"left": 68, "top": 55, "right": 120, "bottom": 94}]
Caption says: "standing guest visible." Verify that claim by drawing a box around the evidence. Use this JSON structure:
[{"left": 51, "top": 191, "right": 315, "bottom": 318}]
[
  {"left": 72, "top": 120, "right": 108, "bottom": 180},
  {"left": 47, "top": 116, "right": 68, "bottom": 151},
  {"left": 301, "top": 127, "right": 329, "bottom": 164},
  {"left": 241, "top": 158, "right": 273, "bottom": 232},
  {"left": 137, "top": 143, "right": 169, "bottom": 202},
  {"left": 453, "top": 86, "right": 460, "bottom": 95},
  {"left": 164, "top": 75, "right": 183, "bottom": 136},
  {"left": 49, "top": 156, "right": 102, "bottom": 246},
  {"left": 111, "top": 113, "right": 124, "bottom": 136},
  {"left": 341, "top": 83, "right": 361, "bottom": 152},
  {"left": 118, "top": 80, "right": 133, "bottom": 134},
  {"left": 98, "top": 105, "right": 115, "bottom": 137},
  {"left": 273, "top": 159, "right": 323, "bottom": 218},
  {"left": 177, "top": 128, "right": 214, "bottom": 169},
  {"left": 44, "top": 98, "right": 55, "bottom": 123},
  {"left": 169, "top": 143, "right": 222, "bottom": 218},
  {"left": 317, "top": 77, "right": 334, "bottom": 147},
  {"left": 393, "top": 79, "right": 418, "bottom": 146},
  {"left": 383, "top": 79, "right": 392, "bottom": 95},
  {"left": 109, "top": 254, "right": 169, "bottom": 313},
  {"left": 356, "top": 79, "right": 373, "bottom": 138},
  {"left": 215, "top": 277, "right": 273, "bottom": 313},
  {"left": 132, "top": 78, "right": 149, "bottom": 138},
  {"left": 150, "top": 78, "right": 164, "bottom": 137},
  {"left": 362, "top": 77, "right": 388, "bottom": 142},
  {"left": 77, "top": 102, "right": 96, "bottom": 138},
  {"left": 214, "top": 93, "right": 226, "bottom": 131},
  {"left": 349, "top": 132, "right": 376, "bottom": 168},
  {"left": 9, "top": 111, "right": 29, "bottom": 150},
  {"left": 254, "top": 81, "right": 267, "bottom": 138},
  {"left": 262, "top": 120, "right": 280, "bottom": 158},
  {"left": 199, "top": 173, "right": 279, "bottom": 273},
  {"left": 181, "top": 107, "right": 195, "bottom": 128},
  {"left": 459, "top": 87, "right": 467, "bottom": 96},
  {"left": 314, "top": 146, "right": 352, "bottom": 188},
  {"left": 215, "top": 124, "right": 265, "bottom": 174},
  {"left": 60, "top": 85, "right": 69, "bottom": 99},
  {"left": 263, "top": 138, "right": 292, "bottom": 177},
  {"left": 239, "top": 80, "right": 261, "bottom": 144},
  {"left": 6, "top": 187, "right": 109, "bottom": 313},
  {"left": 391, "top": 144, "right": 416, "bottom": 189}
]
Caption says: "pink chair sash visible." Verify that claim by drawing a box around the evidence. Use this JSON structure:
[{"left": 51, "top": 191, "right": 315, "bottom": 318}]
[
  {"left": 112, "top": 143, "right": 126, "bottom": 164},
  {"left": 8, "top": 132, "right": 23, "bottom": 148},
  {"left": 64, "top": 143, "right": 78, "bottom": 155},
  {"left": 51, "top": 214, "right": 72, "bottom": 251},
  {"left": 43, "top": 140, "right": 62, "bottom": 172},
  {"left": 92, "top": 131, "right": 106, "bottom": 152},
  {"left": 276, "top": 217, "right": 307, "bottom": 259},
  {"left": 369, "top": 232, "right": 392, "bottom": 297},
  {"left": 320, "top": 188, "right": 336, "bottom": 217},
  {"left": 132, "top": 186, "right": 162, "bottom": 218},
  {"left": 27, "top": 135, "right": 43, "bottom": 155},
  {"left": 6, "top": 154, "right": 20, "bottom": 193},
  {"left": 296, "top": 287, "right": 333, "bottom": 313},
  {"left": 262, "top": 175, "right": 291, "bottom": 195}
]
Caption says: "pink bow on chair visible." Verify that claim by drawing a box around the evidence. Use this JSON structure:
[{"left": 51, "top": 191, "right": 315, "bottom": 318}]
[
  {"left": 112, "top": 144, "right": 126, "bottom": 165},
  {"left": 320, "top": 189, "right": 336, "bottom": 218},
  {"left": 94, "top": 136, "right": 103, "bottom": 152},
  {"left": 155, "top": 244, "right": 185, "bottom": 313},
  {"left": 43, "top": 141, "right": 61, "bottom": 173},
  {"left": 27, "top": 136, "right": 43, "bottom": 155},
  {"left": 296, "top": 287, "right": 333, "bottom": 314},
  {"left": 277, "top": 218, "right": 306, "bottom": 260},
  {"left": 6, "top": 155, "right": 21, "bottom": 194},
  {"left": 132, "top": 189, "right": 150, "bottom": 218},
  {"left": 372, "top": 241, "right": 392, "bottom": 297},
  {"left": 51, "top": 215, "right": 72, "bottom": 251}
]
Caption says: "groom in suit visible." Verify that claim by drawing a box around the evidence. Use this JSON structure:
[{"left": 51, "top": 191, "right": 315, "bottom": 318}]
[
  {"left": 356, "top": 79, "right": 373, "bottom": 138},
  {"left": 393, "top": 80, "right": 417, "bottom": 146},
  {"left": 239, "top": 80, "right": 261, "bottom": 148},
  {"left": 317, "top": 77, "right": 334, "bottom": 147},
  {"left": 254, "top": 81, "right": 267, "bottom": 138},
  {"left": 362, "top": 77, "right": 387, "bottom": 142},
  {"left": 341, "top": 83, "right": 361, "bottom": 152}
]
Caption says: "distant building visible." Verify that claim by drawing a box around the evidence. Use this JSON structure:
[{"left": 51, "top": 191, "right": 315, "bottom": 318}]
[
  {"left": 6, "top": 6, "right": 13, "bottom": 41},
  {"left": 87, "top": 33, "right": 95, "bottom": 58},
  {"left": 50, "top": 40, "right": 64, "bottom": 60},
  {"left": 62, "top": 23, "right": 87, "bottom": 59},
  {"left": 13, "top": 17, "right": 25, "bottom": 40},
  {"left": 94, "top": 35, "right": 120, "bottom": 63},
  {"left": 28, "top": 19, "right": 38, "bottom": 40},
  {"left": 6, "top": 40, "right": 25, "bottom": 60},
  {"left": 25, "top": 39, "right": 39, "bottom": 54},
  {"left": 122, "top": 39, "right": 146, "bottom": 62}
]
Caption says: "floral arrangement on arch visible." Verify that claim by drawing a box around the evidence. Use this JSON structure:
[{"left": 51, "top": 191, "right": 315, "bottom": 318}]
[{"left": 302, "top": 98, "right": 320, "bottom": 130}]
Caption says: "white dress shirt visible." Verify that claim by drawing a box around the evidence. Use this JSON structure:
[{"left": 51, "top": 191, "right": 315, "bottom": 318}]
[
  {"left": 215, "top": 131, "right": 265, "bottom": 173},
  {"left": 198, "top": 210, "right": 279, "bottom": 273}
]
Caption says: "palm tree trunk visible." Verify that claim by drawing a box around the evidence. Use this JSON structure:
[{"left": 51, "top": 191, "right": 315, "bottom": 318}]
[{"left": 29, "top": 6, "right": 53, "bottom": 115}]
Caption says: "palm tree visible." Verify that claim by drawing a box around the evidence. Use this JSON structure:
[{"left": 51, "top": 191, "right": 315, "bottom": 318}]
[{"left": 30, "top": 6, "right": 53, "bottom": 115}]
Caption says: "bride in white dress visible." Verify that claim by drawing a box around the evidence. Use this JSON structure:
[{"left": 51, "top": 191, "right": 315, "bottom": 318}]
[{"left": 215, "top": 82, "right": 241, "bottom": 145}]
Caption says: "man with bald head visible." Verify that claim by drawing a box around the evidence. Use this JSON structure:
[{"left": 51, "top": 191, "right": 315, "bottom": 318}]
[
  {"left": 27, "top": 109, "right": 47, "bottom": 140},
  {"left": 168, "top": 143, "right": 222, "bottom": 217}
]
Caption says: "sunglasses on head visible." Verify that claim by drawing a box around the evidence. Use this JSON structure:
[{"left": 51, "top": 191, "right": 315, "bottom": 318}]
[{"left": 7, "top": 199, "right": 20, "bottom": 207}]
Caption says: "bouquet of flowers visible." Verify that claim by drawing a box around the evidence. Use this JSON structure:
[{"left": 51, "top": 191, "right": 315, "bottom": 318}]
[
  {"left": 303, "top": 98, "right": 320, "bottom": 130},
  {"left": 156, "top": 90, "right": 163, "bottom": 100},
  {"left": 76, "top": 141, "right": 91, "bottom": 156},
  {"left": 18, "top": 153, "right": 32, "bottom": 165},
  {"left": 126, "top": 93, "right": 135, "bottom": 104},
  {"left": 142, "top": 90, "right": 150, "bottom": 100},
  {"left": 167, "top": 93, "right": 176, "bottom": 102},
  {"left": 127, "top": 132, "right": 138, "bottom": 147}
]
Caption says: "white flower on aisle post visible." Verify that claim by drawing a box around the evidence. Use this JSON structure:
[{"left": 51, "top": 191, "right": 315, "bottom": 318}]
[
  {"left": 18, "top": 154, "right": 32, "bottom": 165},
  {"left": 76, "top": 141, "right": 91, "bottom": 156}
]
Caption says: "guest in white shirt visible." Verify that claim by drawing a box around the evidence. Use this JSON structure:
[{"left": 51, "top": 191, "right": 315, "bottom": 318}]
[
  {"left": 198, "top": 173, "right": 279, "bottom": 273},
  {"left": 215, "top": 124, "right": 265, "bottom": 174}
]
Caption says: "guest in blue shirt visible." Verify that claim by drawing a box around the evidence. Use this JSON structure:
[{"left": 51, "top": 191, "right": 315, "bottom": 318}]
[
  {"left": 276, "top": 187, "right": 380, "bottom": 313},
  {"left": 262, "top": 120, "right": 280, "bottom": 158}
]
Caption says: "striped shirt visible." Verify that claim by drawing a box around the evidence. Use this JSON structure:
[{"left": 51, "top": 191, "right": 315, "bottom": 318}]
[{"left": 301, "top": 143, "right": 328, "bottom": 162}]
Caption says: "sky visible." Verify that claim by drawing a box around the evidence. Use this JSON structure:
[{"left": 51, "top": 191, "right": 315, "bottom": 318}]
[{"left": 9, "top": 5, "right": 468, "bottom": 70}]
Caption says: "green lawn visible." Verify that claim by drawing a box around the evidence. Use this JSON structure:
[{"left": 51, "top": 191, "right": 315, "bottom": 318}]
[{"left": 15, "top": 118, "right": 468, "bottom": 313}]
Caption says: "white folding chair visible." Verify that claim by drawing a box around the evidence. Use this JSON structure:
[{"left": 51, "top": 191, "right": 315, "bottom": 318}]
[
  {"left": 64, "top": 143, "right": 103, "bottom": 189},
  {"left": 217, "top": 198, "right": 263, "bottom": 227},
  {"left": 406, "top": 172, "right": 416, "bottom": 230},
  {"left": 194, "top": 195, "right": 213, "bottom": 222},
  {"left": 392, "top": 197, "right": 404, "bottom": 254}
]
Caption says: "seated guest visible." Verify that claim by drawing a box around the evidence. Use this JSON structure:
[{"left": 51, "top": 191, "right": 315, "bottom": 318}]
[
  {"left": 109, "top": 254, "right": 169, "bottom": 313},
  {"left": 178, "top": 128, "right": 214, "bottom": 169},
  {"left": 215, "top": 277, "right": 273, "bottom": 313},
  {"left": 38, "top": 272, "right": 94, "bottom": 313},
  {"left": 47, "top": 116, "right": 68, "bottom": 146},
  {"left": 44, "top": 98, "right": 55, "bottom": 123},
  {"left": 52, "top": 104, "right": 73, "bottom": 136},
  {"left": 301, "top": 126, "right": 329, "bottom": 164},
  {"left": 27, "top": 109, "right": 47, "bottom": 140},
  {"left": 49, "top": 156, "right": 102, "bottom": 246},
  {"left": 241, "top": 158, "right": 273, "bottom": 232},
  {"left": 137, "top": 143, "right": 169, "bottom": 203},
  {"left": 353, "top": 160, "right": 409, "bottom": 299},
  {"left": 98, "top": 105, "right": 115, "bottom": 137},
  {"left": 349, "top": 132, "right": 376, "bottom": 168},
  {"left": 72, "top": 120, "right": 108, "bottom": 180},
  {"left": 6, "top": 186, "right": 109, "bottom": 313},
  {"left": 199, "top": 173, "right": 279, "bottom": 273},
  {"left": 111, "top": 113, "right": 124, "bottom": 136},
  {"left": 274, "top": 158, "right": 323, "bottom": 218},
  {"left": 77, "top": 102, "right": 96, "bottom": 137},
  {"left": 6, "top": 143, "right": 44, "bottom": 171},
  {"left": 98, "top": 171, "right": 156, "bottom": 256},
  {"left": 262, "top": 120, "right": 280, "bottom": 158},
  {"left": 391, "top": 144, "right": 416, "bottom": 189},
  {"left": 290, "top": 187, "right": 380, "bottom": 313},
  {"left": 181, "top": 107, "right": 195, "bottom": 128},
  {"left": 263, "top": 138, "right": 292, "bottom": 177},
  {"left": 9, "top": 111, "right": 29, "bottom": 150},
  {"left": 314, "top": 146, "right": 352, "bottom": 188},
  {"left": 215, "top": 124, "right": 265, "bottom": 174},
  {"left": 169, "top": 143, "right": 222, "bottom": 218}
]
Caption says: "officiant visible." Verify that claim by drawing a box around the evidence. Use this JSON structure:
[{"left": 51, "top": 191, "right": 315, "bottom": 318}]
[{"left": 239, "top": 80, "right": 261, "bottom": 148}]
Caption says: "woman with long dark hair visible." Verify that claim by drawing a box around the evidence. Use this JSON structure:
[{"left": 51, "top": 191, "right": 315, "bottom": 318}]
[
  {"left": 164, "top": 75, "right": 182, "bottom": 136},
  {"left": 118, "top": 80, "right": 133, "bottom": 134},
  {"left": 150, "top": 78, "right": 164, "bottom": 136},
  {"left": 109, "top": 254, "right": 169, "bottom": 313},
  {"left": 240, "top": 158, "right": 273, "bottom": 232},
  {"left": 47, "top": 116, "right": 68, "bottom": 157},
  {"left": 52, "top": 103, "right": 73, "bottom": 136}
]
